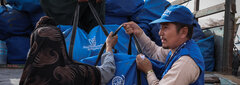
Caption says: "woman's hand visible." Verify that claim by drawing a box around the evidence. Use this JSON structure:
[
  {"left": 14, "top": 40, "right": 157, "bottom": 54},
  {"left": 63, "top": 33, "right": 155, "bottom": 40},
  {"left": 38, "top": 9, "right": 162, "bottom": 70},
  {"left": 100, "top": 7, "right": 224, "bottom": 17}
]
[{"left": 106, "top": 32, "right": 118, "bottom": 52}]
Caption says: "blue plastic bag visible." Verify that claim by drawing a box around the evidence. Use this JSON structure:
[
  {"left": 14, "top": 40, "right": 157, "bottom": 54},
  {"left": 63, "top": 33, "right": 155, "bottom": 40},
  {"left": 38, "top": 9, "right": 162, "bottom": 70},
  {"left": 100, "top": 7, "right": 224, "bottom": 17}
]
[
  {"left": 60, "top": 25, "right": 92, "bottom": 61},
  {"left": 87, "top": 25, "right": 138, "bottom": 56},
  {"left": 59, "top": 25, "right": 138, "bottom": 61},
  {"left": 81, "top": 53, "right": 141, "bottom": 85},
  {"left": 80, "top": 53, "right": 165, "bottom": 85}
]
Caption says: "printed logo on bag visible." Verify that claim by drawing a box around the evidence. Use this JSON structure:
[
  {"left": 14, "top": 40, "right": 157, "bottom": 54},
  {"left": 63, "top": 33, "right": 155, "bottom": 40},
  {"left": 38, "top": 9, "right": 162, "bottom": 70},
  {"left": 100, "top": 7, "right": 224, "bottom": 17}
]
[
  {"left": 83, "top": 36, "right": 103, "bottom": 50},
  {"left": 112, "top": 75, "right": 125, "bottom": 85}
]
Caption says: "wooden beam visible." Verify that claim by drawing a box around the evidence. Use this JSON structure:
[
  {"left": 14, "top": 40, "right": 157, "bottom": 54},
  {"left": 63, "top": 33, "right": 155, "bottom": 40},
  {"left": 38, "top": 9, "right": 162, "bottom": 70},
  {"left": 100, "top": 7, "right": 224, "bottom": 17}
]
[
  {"left": 223, "top": 0, "right": 236, "bottom": 74},
  {"left": 171, "top": 0, "right": 191, "bottom": 5},
  {"left": 194, "top": 3, "right": 225, "bottom": 18},
  {"left": 194, "top": 0, "right": 199, "bottom": 21}
]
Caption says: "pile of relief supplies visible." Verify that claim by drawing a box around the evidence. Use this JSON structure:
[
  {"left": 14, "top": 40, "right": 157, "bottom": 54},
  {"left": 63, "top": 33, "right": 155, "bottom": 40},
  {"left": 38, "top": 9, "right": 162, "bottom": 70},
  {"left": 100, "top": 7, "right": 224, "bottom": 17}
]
[
  {"left": 60, "top": 0, "right": 215, "bottom": 71},
  {"left": 0, "top": 0, "right": 45, "bottom": 64},
  {"left": 60, "top": 0, "right": 215, "bottom": 84}
]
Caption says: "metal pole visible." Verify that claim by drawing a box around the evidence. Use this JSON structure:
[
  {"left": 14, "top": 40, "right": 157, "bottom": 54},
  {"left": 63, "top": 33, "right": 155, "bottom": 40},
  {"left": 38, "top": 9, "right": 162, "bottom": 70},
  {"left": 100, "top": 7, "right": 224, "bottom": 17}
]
[{"left": 223, "top": 0, "right": 236, "bottom": 73}]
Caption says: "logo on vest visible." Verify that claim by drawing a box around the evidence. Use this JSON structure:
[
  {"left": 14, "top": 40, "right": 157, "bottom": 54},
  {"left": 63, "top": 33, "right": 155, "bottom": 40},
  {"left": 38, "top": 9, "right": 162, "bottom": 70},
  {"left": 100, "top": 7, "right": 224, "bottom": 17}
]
[
  {"left": 83, "top": 36, "right": 103, "bottom": 50},
  {"left": 112, "top": 75, "right": 125, "bottom": 85},
  {"left": 163, "top": 9, "right": 171, "bottom": 17}
]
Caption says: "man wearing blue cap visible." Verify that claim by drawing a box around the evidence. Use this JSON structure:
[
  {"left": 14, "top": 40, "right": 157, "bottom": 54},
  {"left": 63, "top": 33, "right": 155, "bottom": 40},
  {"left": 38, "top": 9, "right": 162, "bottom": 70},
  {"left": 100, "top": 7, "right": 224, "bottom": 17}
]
[{"left": 123, "top": 5, "right": 204, "bottom": 85}]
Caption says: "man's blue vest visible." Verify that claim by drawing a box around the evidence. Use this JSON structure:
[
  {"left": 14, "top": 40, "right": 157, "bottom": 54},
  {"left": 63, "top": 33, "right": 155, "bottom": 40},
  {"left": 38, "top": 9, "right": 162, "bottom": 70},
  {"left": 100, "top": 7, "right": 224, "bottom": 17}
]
[{"left": 161, "top": 39, "right": 205, "bottom": 85}]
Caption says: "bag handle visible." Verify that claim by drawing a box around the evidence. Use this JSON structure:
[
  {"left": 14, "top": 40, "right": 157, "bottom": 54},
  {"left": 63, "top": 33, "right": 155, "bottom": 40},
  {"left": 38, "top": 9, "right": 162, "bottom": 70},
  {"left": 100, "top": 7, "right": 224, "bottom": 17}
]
[
  {"left": 87, "top": 1, "right": 143, "bottom": 84},
  {"left": 94, "top": 25, "right": 143, "bottom": 85},
  {"left": 69, "top": 3, "right": 80, "bottom": 58},
  {"left": 128, "top": 34, "right": 142, "bottom": 85},
  {"left": 94, "top": 24, "right": 123, "bottom": 66},
  {"left": 88, "top": 1, "right": 108, "bottom": 36},
  {"left": 88, "top": 2, "right": 118, "bottom": 52}
]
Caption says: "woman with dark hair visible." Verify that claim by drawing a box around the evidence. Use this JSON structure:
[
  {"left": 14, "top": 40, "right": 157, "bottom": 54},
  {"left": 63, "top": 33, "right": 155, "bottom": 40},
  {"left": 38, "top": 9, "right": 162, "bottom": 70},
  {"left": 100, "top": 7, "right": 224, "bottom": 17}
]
[{"left": 19, "top": 16, "right": 116, "bottom": 85}]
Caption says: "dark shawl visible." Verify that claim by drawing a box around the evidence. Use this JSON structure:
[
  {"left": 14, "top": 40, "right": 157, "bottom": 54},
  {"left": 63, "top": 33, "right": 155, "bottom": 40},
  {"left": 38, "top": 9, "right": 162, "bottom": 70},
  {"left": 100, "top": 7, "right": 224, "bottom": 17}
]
[{"left": 19, "top": 16, "right": 101, "bottom": 85}]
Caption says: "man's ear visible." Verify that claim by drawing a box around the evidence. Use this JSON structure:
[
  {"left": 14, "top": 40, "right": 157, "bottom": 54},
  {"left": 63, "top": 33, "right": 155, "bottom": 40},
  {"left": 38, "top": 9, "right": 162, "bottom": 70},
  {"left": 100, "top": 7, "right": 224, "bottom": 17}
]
[{"left": 179, "top": 27, "right": 188, "bottom": 38}]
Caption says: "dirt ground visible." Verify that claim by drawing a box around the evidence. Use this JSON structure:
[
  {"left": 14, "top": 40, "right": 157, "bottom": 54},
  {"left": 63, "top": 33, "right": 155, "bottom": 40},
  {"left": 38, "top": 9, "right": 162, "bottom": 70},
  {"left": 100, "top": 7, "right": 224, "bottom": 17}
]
[{"left": 0, "top": 68, "right": 22, "bottom": 85}]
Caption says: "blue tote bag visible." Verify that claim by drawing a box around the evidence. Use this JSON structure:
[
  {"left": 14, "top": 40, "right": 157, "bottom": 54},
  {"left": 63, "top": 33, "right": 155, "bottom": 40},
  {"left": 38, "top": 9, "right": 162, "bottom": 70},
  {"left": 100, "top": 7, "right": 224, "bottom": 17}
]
[
  {"left": 59, "top": 25, "right": 138, "bottom": 61},
  {"left": 80, "top": 40, "right": 165, "bottom": 85},
  {"left": 80, "top": 27, "right": 165, "bottom": 84}
]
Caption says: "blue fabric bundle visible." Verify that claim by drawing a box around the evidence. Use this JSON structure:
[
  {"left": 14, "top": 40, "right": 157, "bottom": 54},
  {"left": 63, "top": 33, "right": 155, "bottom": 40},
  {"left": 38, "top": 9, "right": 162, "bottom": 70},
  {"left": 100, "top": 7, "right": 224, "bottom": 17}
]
[
  {"left": 6, "top": 0, "right": 45, "bottom": 26},
  {"left": 0, "top": 5, "right": 32, "bottom": 40},
  {"left": 196, "top": 36, "right": 215, "bottom": 71},
  {"left": 6, "top": 36, "right": 30, "bottom": 64},
  {"left": 6, "top": 0, "right": 42, "bottom": 13},
  {"left": 105, "top": 0, "right": 144, "bottom": 25},
  {"left": 80, "top": 53, "right": 164, "bottom": 85},
  {"left": 105, "top": 0, "right": 144, "bottom": 16},
  {"left": 192, "top": 19, "right": 205, "bottom": 41},
  {"left": 105, "top": 14, "right": 129, "bottom": 25},
  {"left": 131, "top": 0, "right": 171, "bottom": 45}
]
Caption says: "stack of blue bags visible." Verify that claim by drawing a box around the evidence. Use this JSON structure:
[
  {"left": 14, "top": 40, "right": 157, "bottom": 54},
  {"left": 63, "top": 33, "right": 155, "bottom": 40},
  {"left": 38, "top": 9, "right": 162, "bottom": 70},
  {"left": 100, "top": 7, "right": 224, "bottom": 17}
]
[
  {"left": 0, "top": 0, "right": 45, "bottom": 64},
  {"left": 104, "top": 0, "right": 214, "bottom": 71}
]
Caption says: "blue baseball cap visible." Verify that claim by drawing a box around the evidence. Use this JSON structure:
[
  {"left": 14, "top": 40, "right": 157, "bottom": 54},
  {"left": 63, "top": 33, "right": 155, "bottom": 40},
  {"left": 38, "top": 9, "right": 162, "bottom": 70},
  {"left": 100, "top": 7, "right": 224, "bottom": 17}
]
[{"left": 150, "top": 5, "right": 194, "bottom": 25}]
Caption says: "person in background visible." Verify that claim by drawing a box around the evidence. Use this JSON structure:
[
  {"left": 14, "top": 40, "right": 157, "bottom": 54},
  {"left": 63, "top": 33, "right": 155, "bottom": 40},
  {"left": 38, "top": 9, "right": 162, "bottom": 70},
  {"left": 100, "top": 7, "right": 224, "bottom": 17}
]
[
  {"left": 40, "top": 0, "right": 104, "bottom": 33},
  {"left": 19, "top": 16, "right": 116, "bottom": 85},
  {"left": 123, "top": 5, "right": 205, "bottom": 85}
]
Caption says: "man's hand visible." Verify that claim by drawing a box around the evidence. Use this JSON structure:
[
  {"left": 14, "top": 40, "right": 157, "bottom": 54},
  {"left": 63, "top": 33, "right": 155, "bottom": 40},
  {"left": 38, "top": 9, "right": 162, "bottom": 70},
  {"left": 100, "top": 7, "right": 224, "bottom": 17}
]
[
  {"left": 123, "top": 21, "right": 144, "bottom": 38},
  {"left": 136, "top": 54, "right": 153, "bottom": 74},
  {"left": 78, "top": 0, "right": 102, "bottom": 3},
  {"left": 106, "top": 32, "right": 118, "bottom": 52}
]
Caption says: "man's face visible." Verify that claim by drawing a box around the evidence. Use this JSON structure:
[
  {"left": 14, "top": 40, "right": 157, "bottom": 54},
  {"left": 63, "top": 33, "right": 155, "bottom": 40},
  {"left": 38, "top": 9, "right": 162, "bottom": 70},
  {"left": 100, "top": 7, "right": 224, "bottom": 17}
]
[{"left": 159, "top": 23, "right": 182, "bottom": 49}]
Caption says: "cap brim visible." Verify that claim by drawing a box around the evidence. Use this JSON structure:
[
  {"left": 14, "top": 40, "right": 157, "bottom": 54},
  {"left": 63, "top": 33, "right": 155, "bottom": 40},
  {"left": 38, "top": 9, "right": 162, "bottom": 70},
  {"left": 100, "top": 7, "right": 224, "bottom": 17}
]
[{"left": 150, "top": 18, "right": 173, "bottom": 24}]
